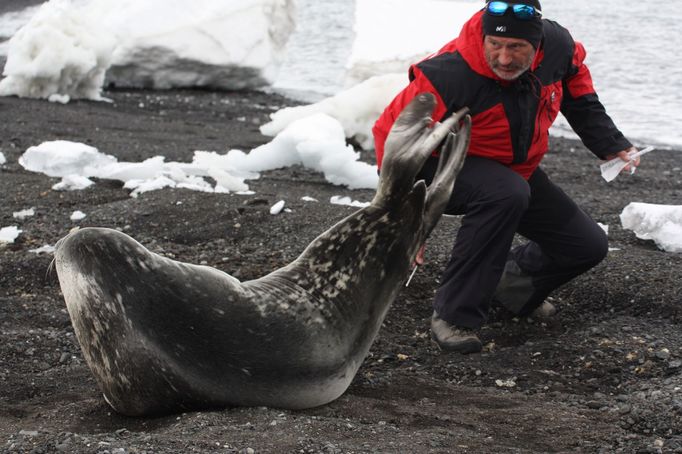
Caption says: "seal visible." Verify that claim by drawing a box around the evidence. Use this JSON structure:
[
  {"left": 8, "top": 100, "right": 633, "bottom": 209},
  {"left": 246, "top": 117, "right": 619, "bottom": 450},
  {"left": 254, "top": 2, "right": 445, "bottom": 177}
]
[{"left": 54, "top": 94, "right": 471, "bottom": 416}]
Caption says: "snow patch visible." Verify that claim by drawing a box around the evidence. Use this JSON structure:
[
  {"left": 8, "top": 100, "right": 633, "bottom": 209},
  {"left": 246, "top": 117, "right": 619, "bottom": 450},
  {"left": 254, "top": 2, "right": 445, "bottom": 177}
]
[
  {"left": 0, "top": 226, "right": 22, "bottom": 243},
  {"left": 620, "top": 203, "right": 682, "bottom": 253},
  {"left": 13, "top": 208, "right": 35, "bottom": 220},
  {"left": 70, "top": 210, "right": 87, "bottom": 221}
]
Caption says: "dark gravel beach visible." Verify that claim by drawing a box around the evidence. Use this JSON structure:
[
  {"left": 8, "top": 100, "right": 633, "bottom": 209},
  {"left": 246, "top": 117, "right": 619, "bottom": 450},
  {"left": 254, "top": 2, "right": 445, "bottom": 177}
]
[{"left": 1, "top": 88, "right": 681, "bottom": 453}]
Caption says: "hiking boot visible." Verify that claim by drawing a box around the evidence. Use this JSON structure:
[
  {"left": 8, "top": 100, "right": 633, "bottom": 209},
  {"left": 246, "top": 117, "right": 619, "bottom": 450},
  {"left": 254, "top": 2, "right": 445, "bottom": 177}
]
[
  {"left": 430, "top": 312, "right": 482, "bottom": 354},
  {"left": 530, "top": 301, "right": 557, "bottom": 320}
]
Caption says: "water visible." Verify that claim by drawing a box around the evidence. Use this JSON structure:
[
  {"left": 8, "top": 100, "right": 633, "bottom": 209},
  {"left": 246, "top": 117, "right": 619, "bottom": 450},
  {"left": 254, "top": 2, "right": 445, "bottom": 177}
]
[
  {"left": 547, "top": 0, "right": 682, "bottom": 149},
  {"left": 275, "top": 0, "right": 682, "bottom": 149},
  {"left": 272, "top": 0, "right": 356, "bottom": 102}
]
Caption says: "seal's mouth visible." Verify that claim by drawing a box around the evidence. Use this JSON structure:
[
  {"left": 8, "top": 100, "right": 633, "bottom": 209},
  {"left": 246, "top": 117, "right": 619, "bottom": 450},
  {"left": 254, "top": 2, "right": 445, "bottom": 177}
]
[{"left": 420, "top": 109, "right": 471, "bottom": 238}]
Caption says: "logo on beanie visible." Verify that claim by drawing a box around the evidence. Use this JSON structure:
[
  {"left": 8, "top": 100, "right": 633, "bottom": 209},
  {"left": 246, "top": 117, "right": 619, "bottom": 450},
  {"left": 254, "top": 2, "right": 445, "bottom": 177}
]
[{"left": 496, "top": 26, "right": 507, "bottom": 32}]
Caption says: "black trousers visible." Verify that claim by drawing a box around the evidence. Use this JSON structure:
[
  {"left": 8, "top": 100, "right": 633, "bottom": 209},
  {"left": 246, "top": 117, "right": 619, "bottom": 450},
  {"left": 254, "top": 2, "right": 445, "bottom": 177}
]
[{"left": 419, "top": 156, "right": 608, "bottom": 329}]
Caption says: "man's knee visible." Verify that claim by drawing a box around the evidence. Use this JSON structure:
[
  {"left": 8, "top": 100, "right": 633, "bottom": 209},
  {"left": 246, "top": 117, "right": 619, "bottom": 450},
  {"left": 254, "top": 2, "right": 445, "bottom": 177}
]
[
  {"left": 565, "top": 223, "right": 608, "bottom": 271},
  {"left": 583, "top": 226, "right": 609, "bottom": 267},
  {"left": 494, "top": 175, "right": 531, "bottom": 212}
]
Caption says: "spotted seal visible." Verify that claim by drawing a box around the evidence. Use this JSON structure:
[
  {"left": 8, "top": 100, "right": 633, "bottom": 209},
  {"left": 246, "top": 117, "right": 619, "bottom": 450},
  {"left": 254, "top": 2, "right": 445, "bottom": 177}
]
[{"left": 54, "top": 94, "right": 471, "bottom": 416}]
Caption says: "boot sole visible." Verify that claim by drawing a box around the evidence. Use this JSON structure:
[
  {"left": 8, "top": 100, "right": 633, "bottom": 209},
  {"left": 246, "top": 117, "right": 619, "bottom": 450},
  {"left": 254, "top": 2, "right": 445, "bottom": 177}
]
[{"left": 431, "top": 333, "right": 482, "bottom": 354}]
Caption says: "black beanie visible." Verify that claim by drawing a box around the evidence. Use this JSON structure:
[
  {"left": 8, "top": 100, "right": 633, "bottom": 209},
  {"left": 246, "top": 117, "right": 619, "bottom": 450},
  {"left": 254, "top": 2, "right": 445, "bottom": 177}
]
[{"left": 482, "top": 1, "right": 544, "bottom": 49}]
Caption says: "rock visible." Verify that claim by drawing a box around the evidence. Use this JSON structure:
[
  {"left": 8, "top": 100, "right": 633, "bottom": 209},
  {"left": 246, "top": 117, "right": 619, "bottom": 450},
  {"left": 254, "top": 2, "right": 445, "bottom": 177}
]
[
  {"left": 495, "top": 378, "right": 517, "bottom": 388},
  {"left": 618, "top": 404, "right": 632, "bottom": 415},
  {"left": 586, "top": 401, "right": 604, "bottom": 410},
  {"left": 655, "top": 349, "right": 671, "bottom": 361}
]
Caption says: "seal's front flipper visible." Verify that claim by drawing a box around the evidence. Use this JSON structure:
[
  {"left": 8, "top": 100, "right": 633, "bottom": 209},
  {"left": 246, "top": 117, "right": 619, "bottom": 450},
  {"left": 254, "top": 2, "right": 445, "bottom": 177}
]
[{"left": 423, "top": 109, "right": 471, "bottom": 236}]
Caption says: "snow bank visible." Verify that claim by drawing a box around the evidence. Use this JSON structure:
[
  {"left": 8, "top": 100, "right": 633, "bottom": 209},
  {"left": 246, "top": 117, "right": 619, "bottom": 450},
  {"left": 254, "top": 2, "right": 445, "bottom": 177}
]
[
  {"left": 261, "top": 73, "right": 407, "bottom": 150},
  {"left": 103, "top": 0, "right": 295, "bottom": 90},
  {"left": 227, "top": 113, "right": 378, "bottom": 189},
  {"left": 0, "top": 5, "right": 41, "bottom": 57},
  {"left": 346, "top": 0, "right": 479, "bottom": 86},
  {"left": 0, "top": 0, "right": 116, "bottom": 101},
  {"left": 620, "top": 203, "right": 682, "bottom": 253},
  {"left": 19, "top": 114, "right": 378, "bottom": 198},
  {"left": 0, "top": 0, "right": 295, "bottom": 101},
  {"left": 18, "top": 141, "right": 253, "bottom": 197}
]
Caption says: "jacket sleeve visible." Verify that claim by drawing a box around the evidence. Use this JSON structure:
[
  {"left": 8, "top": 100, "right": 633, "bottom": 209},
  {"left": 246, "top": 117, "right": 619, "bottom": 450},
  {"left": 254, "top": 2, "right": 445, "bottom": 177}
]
[
  {"left": 560, "top": 41, "right": 632, "bottom": 159},
  {"left": 372, "top": 65, "right": 447, "bottom": 169}
]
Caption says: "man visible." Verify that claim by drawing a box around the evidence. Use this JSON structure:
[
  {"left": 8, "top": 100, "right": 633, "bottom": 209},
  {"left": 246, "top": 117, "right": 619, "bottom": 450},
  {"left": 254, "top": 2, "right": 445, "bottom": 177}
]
[{"left": 372, "top": 0, "right": 640, "bottom": 354}]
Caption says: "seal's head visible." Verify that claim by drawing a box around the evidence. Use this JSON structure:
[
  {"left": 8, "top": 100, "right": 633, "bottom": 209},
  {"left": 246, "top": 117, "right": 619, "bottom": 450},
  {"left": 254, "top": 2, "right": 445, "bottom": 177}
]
[{"left": 372, "top": 93, "right": 470, "bottom": 247}]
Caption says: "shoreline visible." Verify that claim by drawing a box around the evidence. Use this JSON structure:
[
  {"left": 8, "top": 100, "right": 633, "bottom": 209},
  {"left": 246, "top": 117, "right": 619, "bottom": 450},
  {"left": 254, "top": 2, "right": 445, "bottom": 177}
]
[{"left": 2, "top": 86, "right": 681, "bottom": 157}]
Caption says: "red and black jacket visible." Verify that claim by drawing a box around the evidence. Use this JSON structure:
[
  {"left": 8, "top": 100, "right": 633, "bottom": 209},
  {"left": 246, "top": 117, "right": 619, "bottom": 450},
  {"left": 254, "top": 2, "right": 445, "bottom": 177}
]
[{"left": 373, "top": 11, "right": 632, "bottom": 179}]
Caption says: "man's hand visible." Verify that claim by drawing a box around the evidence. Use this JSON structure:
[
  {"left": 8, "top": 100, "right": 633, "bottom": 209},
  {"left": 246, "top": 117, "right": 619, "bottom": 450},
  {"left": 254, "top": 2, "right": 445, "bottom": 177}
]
[
  {"left": 414, "top": 243, "right": 426, "bottom": 266},
  {"left": 606, "top": 146, "right": 640, "bottom": 173}
]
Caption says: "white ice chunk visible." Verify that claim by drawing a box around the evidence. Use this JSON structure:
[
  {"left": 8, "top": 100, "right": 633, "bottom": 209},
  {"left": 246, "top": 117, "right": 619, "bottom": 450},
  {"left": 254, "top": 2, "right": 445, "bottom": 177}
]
[
  {"left": 19, "top": 141, "right": 117, "bottom": 177},
  {"left": 53, "top": 174, "right": 95, "bottom": 191},
  {"left": 70, "top": 210, "right": 87, "bottom": 221},
  {"left": 254, "top": 113, "right": 378, "bottom": 189},
  {"left": 48, "top": 93, "right": 71, "bottom": 104},
  {"left": 0, "top": 226, "right": 22, "bottom": 243},
  {"left": 125, "top": 175, "right": 177, "bottom": 198},
  {"left": 207, "top": 168, "right": 249, "bottom": 193},
  {"left": 13, "top": 208, "right": 35, "bottom": 220},
  {"left": 270, "top": 200, "right": 285, "bottom": 215},
  {"left": 620, "top": 202, "right": 682, "bottom": 253},
  {"left": 330, "top": 195, "right": 370, "bottom": 208},
  {"left": 29, "top": 244, "right": 56, "bottom": 254}
]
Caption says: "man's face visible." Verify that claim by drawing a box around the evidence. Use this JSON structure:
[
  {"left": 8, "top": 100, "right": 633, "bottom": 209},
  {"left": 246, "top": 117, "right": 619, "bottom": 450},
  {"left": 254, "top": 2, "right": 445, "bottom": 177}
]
[{"left": 484, "top": 35, "right": 536, "bottom": 81}]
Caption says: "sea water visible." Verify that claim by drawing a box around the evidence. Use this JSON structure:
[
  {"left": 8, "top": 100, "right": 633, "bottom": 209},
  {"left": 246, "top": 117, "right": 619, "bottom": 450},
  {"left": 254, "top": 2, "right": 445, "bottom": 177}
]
[{"left": 275, "top": 0, "right": 682, "bottom": 149}]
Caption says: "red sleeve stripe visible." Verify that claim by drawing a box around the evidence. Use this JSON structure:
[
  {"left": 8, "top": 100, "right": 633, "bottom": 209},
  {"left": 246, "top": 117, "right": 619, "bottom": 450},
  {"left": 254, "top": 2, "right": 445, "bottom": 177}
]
[{"left": 565, "top": 41, "right": 596, "bottom": 99}]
